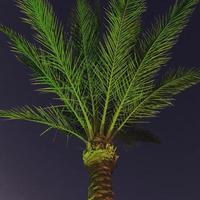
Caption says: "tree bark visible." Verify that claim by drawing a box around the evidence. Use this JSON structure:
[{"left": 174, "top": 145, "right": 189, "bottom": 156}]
[
  {"left": 87, "top": 159, "right": 116, "bottom": 200},
  {"left": 83, "top": 137, "right": 119, "bottom": 200}
]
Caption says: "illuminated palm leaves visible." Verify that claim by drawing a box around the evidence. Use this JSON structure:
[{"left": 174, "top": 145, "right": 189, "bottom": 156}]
[
  {"left": 113, "top": 68, "right": 200, "bottom": 138},
  {"left": 108, "top": 0, "right": 200, "bottom": 137},
  {"left": 0, "top": 0, "right": 199, "bottom": 144},
  {"left": 98, "top": 0, "right": 146, "bottom": 134},
  {"left": 17, "top": 0, "right": 94, "bottom": 135},
  {"left": 0, "top": 24, "right": 88, "bottom": 139},
  {"left": 0, "top": 105, "right": 87, "bottom": 142},
  {"left": 69, "top": 0, "right": 100, "bottom": 134}
]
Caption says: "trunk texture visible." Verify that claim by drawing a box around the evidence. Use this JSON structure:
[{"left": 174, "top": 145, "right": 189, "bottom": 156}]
[
  {"left": 87, "top": 159, "right": 115, "bottom": 200},
  {"left": 83, "top": 136, "right": 119, "bottom": 200}
]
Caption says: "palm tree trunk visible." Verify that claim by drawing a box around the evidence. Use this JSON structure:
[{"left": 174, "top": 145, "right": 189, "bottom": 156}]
[
  {"left": 87, "top": 159, "right": 115, "bottom": 200},
  {"left": 83, "top": 137, "right": 119, "bottom": 200}
]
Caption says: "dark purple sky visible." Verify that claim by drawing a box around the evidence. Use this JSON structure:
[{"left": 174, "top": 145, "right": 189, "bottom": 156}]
[{"left": 0, "top": 0, "right": 200, "bottom": 200}]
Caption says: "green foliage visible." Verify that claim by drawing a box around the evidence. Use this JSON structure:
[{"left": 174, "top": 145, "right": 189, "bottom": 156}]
[
  {"left": 0, "top": 24, "right": 89, "bottom": 138},
  {"left": 69, "top": 0, "right": 100, "bottom": 134},
  {"left": 107, "top": 0, "right": 200, "bottom": 137},
  {"left": 0, "top": 105, "right": 87, "bottom": 142},
  {"left": 0, "top": 0, "right": 199, "bottom": 146},
  {"left": 98, "top": 0, "right": 146, "bottom": 134},
  {"left": 114, "top": 67, "right": 200, "bottom": 137}
]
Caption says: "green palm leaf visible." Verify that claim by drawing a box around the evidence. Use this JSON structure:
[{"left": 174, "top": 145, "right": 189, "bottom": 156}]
[
  {"left": 69, "top": 0, "right": 100, "bottom": 133},
  {"left": 0, "top": 25, "right": 89, "bottom": 134},
  {"left": 107, "top": 0, "right": 199, "bottom": 138},
  {"left": 114, "top": 68, "right": 200, "bottom": 138},
  {"left": 16, "top": 0, "right": 93, "bottom": 137},
  {"left": 0, "top": 24, "right": 42, "bottom": 75},
  {"left": 0, "top": 105, "right": 87, "bottom": 143},
  {"left": 98, "top": 0, "right": 145, "bottom": 134}
]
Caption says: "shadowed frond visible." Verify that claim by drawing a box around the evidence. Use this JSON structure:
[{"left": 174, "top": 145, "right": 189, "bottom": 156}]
[
  {"left": 115, "top": 126, "right": 160, "bottom": 149},
  {"left": 0, "top": 105, "right": 87, "bottom": 143}
]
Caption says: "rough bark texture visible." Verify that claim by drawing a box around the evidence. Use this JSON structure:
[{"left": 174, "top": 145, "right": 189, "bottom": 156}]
[
  {"left": 87, "top": 159, "right": 115, "bottom": 200},
  {"left": 83, "top": 136, "right": 119, "bottom": 200}
]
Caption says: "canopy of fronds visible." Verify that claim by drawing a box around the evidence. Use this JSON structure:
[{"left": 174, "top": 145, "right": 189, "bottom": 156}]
[{"left": 0, "top": 0, "right": 199, "bottom": 145}]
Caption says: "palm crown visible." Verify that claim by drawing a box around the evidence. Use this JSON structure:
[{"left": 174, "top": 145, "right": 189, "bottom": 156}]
[{"left": 0, "top": 0, "right": 199, "bottom": 147}]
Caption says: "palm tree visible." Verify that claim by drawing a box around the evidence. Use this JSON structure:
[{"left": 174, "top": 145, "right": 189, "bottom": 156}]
[{"left": 0, "top": 0, "right": 199, "bottom": 199}]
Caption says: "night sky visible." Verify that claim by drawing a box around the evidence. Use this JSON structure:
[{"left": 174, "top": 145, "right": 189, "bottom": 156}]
[{"left": 0, "top": 0, "right": 200, "bottom": 200}]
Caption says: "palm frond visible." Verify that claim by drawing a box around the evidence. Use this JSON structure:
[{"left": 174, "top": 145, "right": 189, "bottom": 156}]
[
  {"left": 114, "top": 67, "right": 200, "bottom": 136},
  {"left": 0, "top": 105, "right": 87, "bottom": 143},
  {"left": 106, "top": 0, "right": 199, "bottom": 138},
  {"left": 132, "top": 0, "right": 198, "bottom": 88},
  {"left": 17, "top": 0, "right": 66, "bottom": 59},
  {"left": 70, "top": 0, "right": 99, "bottom": 56},
  {"left": 0, "top": 24, "right": 42, "bottom": 75},
  {"left": 0, "top": 25, "right": 89, "bottom": 134},
  {"left": 0, "top": 25, "right": 64, "bottom": 98},
  {"left": 16, "top": 0, "right": 94, "bottom": 137},
  {"left": 98, "top": 0, "right": 145, "bottom": 134},
  {"left": 69, "top": 0, "right": 100, "bottom": 133}
]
